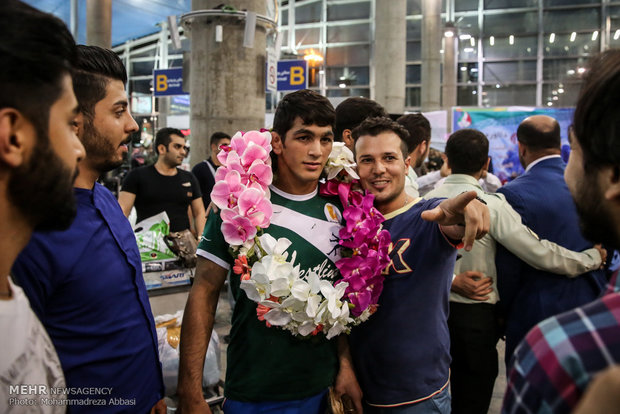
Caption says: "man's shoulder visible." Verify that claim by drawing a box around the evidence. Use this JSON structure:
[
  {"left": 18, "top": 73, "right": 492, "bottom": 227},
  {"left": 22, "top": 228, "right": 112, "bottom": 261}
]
[
  {"left": 125, "top": 164, "right": 153, "bottom": 180},
  {"left": 191, "top": 161, "right": 208, "bottom": 174},
  {"left": 525, "top": 293, "right": 620, "bottom": 361},
  {"left": 176, "top": 167, "right": 193, "bottom": 175},
  {"left": 510, "top": 294, "right": 620, "bottom": 408},
  {"left": 385, "top": 197, "right": 441, "bottom": 224}
]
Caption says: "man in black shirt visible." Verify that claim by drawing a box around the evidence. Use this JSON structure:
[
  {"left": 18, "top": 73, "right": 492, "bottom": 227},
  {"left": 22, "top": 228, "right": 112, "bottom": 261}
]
[
  {"left": 119, "top": 127, "right": 205, "bottom": 237},
  {"left": 191, "top": 131, "right": 231, "bottom": 209}
]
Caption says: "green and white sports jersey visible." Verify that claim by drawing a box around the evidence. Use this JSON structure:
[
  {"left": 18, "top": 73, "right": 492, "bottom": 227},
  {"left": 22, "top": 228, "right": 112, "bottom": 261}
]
[{"left": 197, "top": 185, "right": 343, "bottom": 402}]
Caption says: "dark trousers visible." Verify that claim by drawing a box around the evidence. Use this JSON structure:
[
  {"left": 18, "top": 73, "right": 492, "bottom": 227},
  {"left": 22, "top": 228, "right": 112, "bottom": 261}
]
[{"left": 449, "top": 302, "right": 500, "bottom": 414}]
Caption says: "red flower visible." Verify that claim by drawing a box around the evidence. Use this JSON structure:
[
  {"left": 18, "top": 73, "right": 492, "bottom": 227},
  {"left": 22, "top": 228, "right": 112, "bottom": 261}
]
[{"left": 233, "top": 256, "right": 251, "bottom": 280}]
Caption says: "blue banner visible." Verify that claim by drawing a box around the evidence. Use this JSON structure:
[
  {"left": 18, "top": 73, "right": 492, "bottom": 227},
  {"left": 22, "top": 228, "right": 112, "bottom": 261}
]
[
  {"left": 153, "top": 68, "right": 186, "bottom": 97},
  {"left": 452, "top": 107, "right": 574, "bottom": 183},
  {"left": 277, "top": 60, "right": 308, "bottom": 91}
]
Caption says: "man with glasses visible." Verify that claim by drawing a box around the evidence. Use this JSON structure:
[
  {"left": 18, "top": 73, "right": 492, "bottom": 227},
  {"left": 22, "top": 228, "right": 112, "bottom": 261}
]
[{"left": 119, "top": 127, "right": 206, "bottom": 238}]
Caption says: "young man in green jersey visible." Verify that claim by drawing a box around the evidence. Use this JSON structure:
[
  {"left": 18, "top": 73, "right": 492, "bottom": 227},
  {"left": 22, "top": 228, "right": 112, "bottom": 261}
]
[{"left": 178, "top": 89, "right": 362, "bottom": 414}]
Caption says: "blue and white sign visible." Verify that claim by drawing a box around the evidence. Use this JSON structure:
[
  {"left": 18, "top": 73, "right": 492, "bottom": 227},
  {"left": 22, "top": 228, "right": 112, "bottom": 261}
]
[
  {"left": 277, "top": 60, "right": 308, "bottom": 91},
  {"left": 153, "top": 67, "right": 186, "bottom": 96}
]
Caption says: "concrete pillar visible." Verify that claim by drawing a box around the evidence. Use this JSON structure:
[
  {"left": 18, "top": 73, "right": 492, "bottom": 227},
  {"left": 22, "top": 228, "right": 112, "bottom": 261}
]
[
  {"left": 86, "top": 0, "right": 111, "bottom": 48},
  {"left": 421, "top": 0, "right": 442, "bottom": 111},
  {"left": 70, "top": 0, "right": 78, "bottom": 38},
  {"left": 442, "top": 31, "right": 457, "bottom": 132},
  {"left": 187, "top": 0, "right": 267, "bottom": 167},
  {"left": 373, "top": 0, "right": 406, "bottom": 114}
]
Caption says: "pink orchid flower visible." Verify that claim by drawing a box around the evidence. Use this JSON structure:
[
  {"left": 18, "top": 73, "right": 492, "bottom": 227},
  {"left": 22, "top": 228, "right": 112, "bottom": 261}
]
[
  {"left": 245, "top": 160, "right": 273, "bottom": 192},
  {"left": 211, "top": 170, "right": 245, "bottom": 210},
  {"left": 215, "top": 151, "right": 245, "bottom": 182},
  {"left": 220, "top": 209, "right": 257, "bottom": 245},
  {"left": 229, "top": 132, "right": 248, "bottom": 155},
  {"left": 238, "top": 187, "right": 273, "bottom": 228},
  {"left": 347, "top": 289, "right": 373, "bottom": 316},
  {"left": 216, "top": 144, "right": 236, "bottom": 165},
  {"left": 240, "top": 142, "right": 270, "bottom": 168},
  {"left": 243, "top": 130, "right": 272, "bottom": 154}
]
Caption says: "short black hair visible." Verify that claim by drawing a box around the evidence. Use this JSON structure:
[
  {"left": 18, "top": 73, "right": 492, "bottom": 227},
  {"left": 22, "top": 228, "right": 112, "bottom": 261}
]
[
  {"left": 516, "top": 117, "right": 561, "bottom": 150},
  {"left": 574, "top": 49, "right": 620, "bottom": 172},
  {"left": 210, "top": 131, "right": 231, "bottom": 146},
  {"left": 335, "top": 97, "right": 387, "bottom": 141},
  {"left": 72, "top": 45, "right": 128, "bottom": 120},
  {"left": 396, "top": 113, "right": 431, "bottom": 154},
  {"left": 352, "top": 116, "right": 410, "bottom": 158},
  {"left": 0, "top": 0, "right": 76, "bottom": 140},
  {"left": 155, "top": 127, "right": 185, "bottom": 155},
  {"left": 272, "top": 89, "right": 335, "bottom": 140},
  {"left": 445, "top": 129, "right": 489, "bottom": 175}
]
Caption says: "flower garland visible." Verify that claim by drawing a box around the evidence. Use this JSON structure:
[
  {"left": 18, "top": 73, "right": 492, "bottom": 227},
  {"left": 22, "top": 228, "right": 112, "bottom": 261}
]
[{"left": 211, "top": 132, "right": 390, "bottom": 339}]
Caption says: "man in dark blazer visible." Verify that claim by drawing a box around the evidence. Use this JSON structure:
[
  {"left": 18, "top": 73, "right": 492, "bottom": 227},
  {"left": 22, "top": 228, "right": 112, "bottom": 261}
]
[{"left": 495, "top": 115, "right": 607, "bottom": 364}]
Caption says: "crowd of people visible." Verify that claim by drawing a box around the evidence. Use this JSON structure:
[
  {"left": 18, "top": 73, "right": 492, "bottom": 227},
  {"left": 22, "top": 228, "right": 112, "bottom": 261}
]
[{"left": 2, "top": 1, "right": 620, "bottom": 413}]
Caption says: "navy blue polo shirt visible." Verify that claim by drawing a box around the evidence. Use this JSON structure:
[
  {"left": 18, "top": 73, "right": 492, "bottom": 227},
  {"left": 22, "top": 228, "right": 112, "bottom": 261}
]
[{"left": 349, "top": 198, "right": 457, "bottom": 407}]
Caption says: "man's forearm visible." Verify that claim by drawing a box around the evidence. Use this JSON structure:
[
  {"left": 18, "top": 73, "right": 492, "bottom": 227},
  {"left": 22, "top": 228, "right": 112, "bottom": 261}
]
[{"left": 178, "top": 263, "right": 222, "bottom": 403}]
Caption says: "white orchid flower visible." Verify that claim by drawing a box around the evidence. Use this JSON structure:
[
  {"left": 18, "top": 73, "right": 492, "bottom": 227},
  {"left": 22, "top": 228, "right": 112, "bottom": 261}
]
[
  {"left": 290, "top": 272, "right": 323, "bottom": 318},
  {"left": 319, "top": 280, "right": 349, "bottom": 319},
  {"left": 324, "top": 142, "right": 360, "bottom": 180},
  {"left": 240, "top": 270, "right": 270, "bottom": 302},
  {"left": 264, "top": 308, "right": 292, "bottom": 326},
  {"left": 298, "top": 321, "right": 319, "bottom": 337},
  {"left": 257, "top": 234, "right": 292, "bottom": 258},
  {"left": 326, "top": 321, "right": 349, "bottom": 339}
]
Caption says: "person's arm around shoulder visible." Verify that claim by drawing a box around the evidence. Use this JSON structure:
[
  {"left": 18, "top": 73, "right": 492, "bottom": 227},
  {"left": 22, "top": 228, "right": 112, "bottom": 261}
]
[
  {"left": 177, "top": 257, "right": 228, "bottom": 414},
  {"left": 493, "top": 195, "right": 605, "bottom": 275},
  {"left": 334, "top": 336, "right": 363, "bottom": 413}
]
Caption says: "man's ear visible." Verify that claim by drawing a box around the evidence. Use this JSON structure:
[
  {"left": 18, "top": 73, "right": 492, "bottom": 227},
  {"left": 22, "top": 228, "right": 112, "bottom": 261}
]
[
  {"left": 404, "top": 154, "right": 411, "bottom": 170},
  {"left": 271, "top": 131, "right": 283, "bottom": 155},
  {"left": 156, "top": 143, "right": 166, "bottom": 156},
  {"left": 603, "top": 165, "right": 620, "bottom": 202},
  {"left": 483, "top": 157, "right": 491, "bottom": 172},
  {"left": 419, "top": 140, "right": 429, "bottom": 159},
  {"left": 343, "top": 129, "right": 354, "bottom": 150},
  {"left": 0, "top": 108, "right": 32, "bottom": 168}
]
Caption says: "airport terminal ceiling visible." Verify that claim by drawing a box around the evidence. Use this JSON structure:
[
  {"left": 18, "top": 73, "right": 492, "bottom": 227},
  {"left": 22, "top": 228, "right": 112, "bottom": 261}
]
[{"left": 24, "top": 0, "right": 620, "bottom": 109}]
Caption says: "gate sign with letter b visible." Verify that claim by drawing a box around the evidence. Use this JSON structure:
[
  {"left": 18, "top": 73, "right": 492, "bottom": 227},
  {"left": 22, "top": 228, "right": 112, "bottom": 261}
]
[
  {"left": 277, "top": 60, "right": 308, "bottom": 91},
  {"left": 153, "top": 67, "right": 186, "bottom": 96}
]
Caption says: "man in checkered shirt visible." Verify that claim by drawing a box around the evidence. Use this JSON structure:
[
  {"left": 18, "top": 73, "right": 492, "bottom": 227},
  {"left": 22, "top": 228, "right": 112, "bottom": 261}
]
[{"left": 502, "top": 49, "right": 620, "bottom": 413}]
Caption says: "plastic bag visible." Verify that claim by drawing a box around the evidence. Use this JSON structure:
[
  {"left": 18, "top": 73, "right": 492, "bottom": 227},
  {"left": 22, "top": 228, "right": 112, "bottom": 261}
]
[
  {"left": 134, "top": 212, "right": 177, "bottom": 261},
  {"left": 155, "top": 311, "right": 221, "bottom": 396}
]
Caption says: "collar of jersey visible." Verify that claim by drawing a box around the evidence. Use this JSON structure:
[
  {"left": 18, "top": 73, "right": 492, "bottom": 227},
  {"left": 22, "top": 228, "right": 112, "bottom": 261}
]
[
  {"left": 383, "top": 197, "right": 423, "bottom": 220},
  {"left": 269, "top": 184, "right": 318, "bottom": 201}
]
